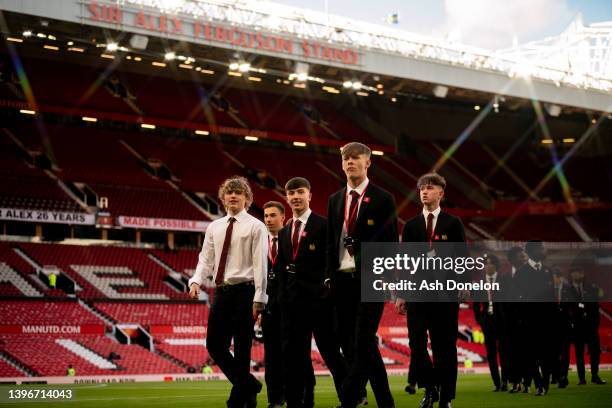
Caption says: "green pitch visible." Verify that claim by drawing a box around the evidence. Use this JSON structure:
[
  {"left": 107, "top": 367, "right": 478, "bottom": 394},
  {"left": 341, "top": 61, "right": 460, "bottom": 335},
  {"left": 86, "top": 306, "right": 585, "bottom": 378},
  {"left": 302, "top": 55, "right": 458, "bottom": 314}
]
[{"left": 1, "top": 371, "right": 610, "bottom": 407}]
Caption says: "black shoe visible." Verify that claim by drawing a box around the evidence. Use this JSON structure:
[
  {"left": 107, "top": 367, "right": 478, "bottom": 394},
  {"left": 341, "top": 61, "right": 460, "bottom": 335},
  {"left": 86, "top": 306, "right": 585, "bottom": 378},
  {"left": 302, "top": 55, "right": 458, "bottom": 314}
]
[
  {"left": 493, "top": 386, "right": 501, "bottom": 392},
  {"left": 405, "top": 384, "right": 417, "bottom": 394},
  {"left": 439, "top": 402, "right": 452, "bottom": 408},
  {"left": 357, "top": 397, "right": 368, "bottom": 406},
  {"left": 304, "top": 390, "right": 314, "bottom": 408},
  {"left": 522, "top": 386, "right": 530, "bottom": 394},
  {"left": 535, "top": 387, "right": 545, "bottom": 396},
  {"left": 267, "top": 404, "right": 282, "bottom": 408},
  {"left": 578, "top": 379, "right": 587, "bottom": 385},
  {"left": 592, "top": 376, "right": 607, "bottom": 385},
  {"left": 558, "top": 377, "right": 569, "bottom": 389},
  {"left": 418, "top": 389, "right": 438, "bottom": 408},
  {"left": 501, "top": 383, "right": 508, "bottom": 392},
  {"left": 509, "top": 384, "right": 522, "bottom": 393}
]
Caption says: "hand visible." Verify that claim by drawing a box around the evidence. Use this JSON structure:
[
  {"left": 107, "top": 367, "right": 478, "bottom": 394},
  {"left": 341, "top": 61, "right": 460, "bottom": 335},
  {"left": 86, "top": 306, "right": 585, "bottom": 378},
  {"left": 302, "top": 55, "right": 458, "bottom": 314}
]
[
  {"left": 253, "top": 302, "right": 265, "bottom": 321},
  {"left": 189, "top": 283, "right": 201, "bottom": 299},
  {"left": 395, "top": 298, "right": 407, "bottom": 315}
]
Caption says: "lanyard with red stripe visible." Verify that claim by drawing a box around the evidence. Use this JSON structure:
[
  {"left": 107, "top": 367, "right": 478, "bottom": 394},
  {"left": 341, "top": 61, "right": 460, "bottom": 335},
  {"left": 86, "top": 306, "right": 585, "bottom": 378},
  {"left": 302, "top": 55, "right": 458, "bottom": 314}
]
[
  {"left": 268, "top": 236, "right": 278, "bottom": 266},
  {"left": 343, "top": 181, "right": 369, "bottom": 234}
]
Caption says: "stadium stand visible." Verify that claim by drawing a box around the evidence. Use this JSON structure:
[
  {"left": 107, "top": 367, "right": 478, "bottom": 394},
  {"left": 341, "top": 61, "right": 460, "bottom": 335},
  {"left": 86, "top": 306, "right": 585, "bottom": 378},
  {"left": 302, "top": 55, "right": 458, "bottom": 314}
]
[
  {"left": 92, "top": 302, "right": 208, "bottom": 327},
  {"left": 1, "top": 6, "right": 611, "bottom": 383}
]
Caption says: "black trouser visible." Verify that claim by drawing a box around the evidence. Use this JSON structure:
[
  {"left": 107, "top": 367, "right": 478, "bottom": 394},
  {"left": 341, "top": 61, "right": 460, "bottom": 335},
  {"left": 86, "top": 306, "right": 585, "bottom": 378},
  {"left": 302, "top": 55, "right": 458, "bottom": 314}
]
[
  {"left": 263, "top": 297, "right": 284, "bottom": 405},
  {"left": 529, "top": 305, "right": 557, "bottom": 390},
  {"left": 407, "top": 302, "right": 459, "bottom": 403},
  {"left": 207, "top": 282, "right": 260, "bottom": 406},
  {"left": 552, "top": 314, "right": 570, "bottom": 382},
  {"left": 563, "top": 323, "right": 601, "bottom": 381},
  {"left": 283, "top": 295, "right": 347, "bottom": 408},
  {"left": 503, "top": 304, "right": 523, "bottom": 386},
  {"left": 482, "top": 319, "right": 507, "bottom": 388},
  {"left": 336, "top": 274, "right": 394, "bottom": 408}
]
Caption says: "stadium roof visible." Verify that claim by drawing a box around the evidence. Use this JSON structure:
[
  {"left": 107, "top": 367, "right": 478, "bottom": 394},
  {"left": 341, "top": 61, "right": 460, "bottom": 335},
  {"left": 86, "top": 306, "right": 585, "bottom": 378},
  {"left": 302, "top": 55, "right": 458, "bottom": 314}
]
[{"left": 0, "top": 0, "right": 611, "bottom": 112}]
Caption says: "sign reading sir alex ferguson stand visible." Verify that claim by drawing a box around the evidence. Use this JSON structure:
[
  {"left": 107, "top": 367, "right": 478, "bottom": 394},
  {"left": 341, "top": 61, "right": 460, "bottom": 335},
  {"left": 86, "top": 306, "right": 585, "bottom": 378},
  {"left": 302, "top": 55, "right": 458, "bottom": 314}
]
[{"left": 84, "top": 0, "right": 360, "bottom": 66}]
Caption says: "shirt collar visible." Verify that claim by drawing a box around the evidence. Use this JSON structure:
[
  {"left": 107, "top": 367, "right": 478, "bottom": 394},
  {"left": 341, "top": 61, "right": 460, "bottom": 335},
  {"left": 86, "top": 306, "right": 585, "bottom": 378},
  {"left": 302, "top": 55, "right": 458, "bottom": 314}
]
[
  {"left": 528, "top": 258, "right": 541, "bottom": 269},
  {"left": 422, "top": 206, "right": 441, "bottom": 219},
  {"left": 293, "top": 208, "right": 312, "bottom": 225},
  {"left": 486, "top": 272, "right": 498, "bottom": 282},
  {"left": 227, "top": 209, "right": 248, "bottom": 222},
  {"left": 347, "top": 177, "right": 369, "bottom": 195},
  {"left": 269, "top": 233, "right": 278, "bottom": 240}
]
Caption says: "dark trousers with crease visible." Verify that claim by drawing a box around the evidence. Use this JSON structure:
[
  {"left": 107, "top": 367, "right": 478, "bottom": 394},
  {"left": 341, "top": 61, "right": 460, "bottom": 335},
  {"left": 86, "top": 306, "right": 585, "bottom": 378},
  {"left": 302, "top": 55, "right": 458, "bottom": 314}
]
[
  {"left": 407, "top": 302, "right": 459, "bottom": 403},
  {"left": 207, "top": 284, "right": 260, "bottom": 406},
  {"left": 336, "top": 274, "right": 394, "bottom": 408},
  {"left": 283, "top": 295, "right": 347, "bottom": 408}
]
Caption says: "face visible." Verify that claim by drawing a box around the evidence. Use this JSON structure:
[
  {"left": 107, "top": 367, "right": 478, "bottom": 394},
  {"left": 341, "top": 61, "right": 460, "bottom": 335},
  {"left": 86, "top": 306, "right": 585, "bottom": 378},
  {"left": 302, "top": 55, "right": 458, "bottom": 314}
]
[
  {"left": 570, "top": 268, "right": 584, "bottom": 283},
  {"left": 223, "top": 189, "right": 246, "bottom": 214},
  {"left": 264, "top": 207, "right": 285, "bottom": 234},
  {"left": 485, "top": 258, "right": 497, "bottom": 276},
  {"left": 286, "top": 187, "right": 311, "bottom": 214},
  {"left": 528, "top": 243, "right": 547, "bottom": 262},
  {"left": 420, "top": 184, "right": 444, "bottom": 208},
  {"left": 512, "top": 250, "right": 528, "bottom": 268},
  {"left": 342, "top": 153, "right": 370, "bottom": 182}
]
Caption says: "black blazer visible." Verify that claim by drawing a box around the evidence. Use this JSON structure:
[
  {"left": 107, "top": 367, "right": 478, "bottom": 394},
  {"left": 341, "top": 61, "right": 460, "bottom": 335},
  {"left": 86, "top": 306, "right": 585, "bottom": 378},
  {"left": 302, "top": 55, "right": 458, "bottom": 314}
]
[
  {"left": 473, "top": 275, "right": 508, "bottom": 330},
  {"left": 276, "top": 212, "right": 329, "bottom": 304},
  {"left": 402, "top": 210, "right": 468, "bottom": 281},
  {"left": 402, "top": 210, "right": 466, "bottom": 250},
  {"left": 513, "top": 262, "right": 555, "bottom": 302},
  {"left": 325, "top": 182, "right": 398, "bottom": 281},
  {"left": 562, "top": 283, "right": 601, "bottom": 328}
]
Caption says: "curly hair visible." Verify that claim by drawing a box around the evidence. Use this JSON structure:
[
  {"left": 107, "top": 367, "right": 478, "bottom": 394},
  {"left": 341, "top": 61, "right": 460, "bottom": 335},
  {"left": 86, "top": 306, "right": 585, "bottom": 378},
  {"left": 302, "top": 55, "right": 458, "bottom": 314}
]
[{"left": 218, "top": 176, "right": 253, "bottom": 210}]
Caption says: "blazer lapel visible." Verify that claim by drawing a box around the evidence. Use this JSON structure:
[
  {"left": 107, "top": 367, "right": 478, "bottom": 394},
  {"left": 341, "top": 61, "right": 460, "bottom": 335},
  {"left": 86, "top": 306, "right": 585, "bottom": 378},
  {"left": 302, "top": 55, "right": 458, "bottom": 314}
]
[
  {"left": 355, "top": 192, "right": 370, "bottom": 229},
  {"left": 335, "top": 188, "right": 347, "bottom": 239},
  {"left": 417, "top": 213, "right": 427, "bottom": 241},
  {"left": 433, "top": 211, "right": 448, "bottom": 237},
  {"left": 282, "top": 224, "right": 292, "bottom": 260},
  {"left": 296, "top": 217, "right": 314, "bottom": 259}
]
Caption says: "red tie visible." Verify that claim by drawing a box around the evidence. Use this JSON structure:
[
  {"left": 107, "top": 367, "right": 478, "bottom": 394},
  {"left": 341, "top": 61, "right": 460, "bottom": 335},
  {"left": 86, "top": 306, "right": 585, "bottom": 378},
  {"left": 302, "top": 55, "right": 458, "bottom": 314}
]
[
  {"left": 271, "top": 237, "right": 278, "bottom": 260},
  {"left": 347, "top": 190, "right": 360, "bottom": 234},
  {"left": 215, "top": 217, "right": 236, "bottom": 286},
  {"left": 426, "top": 213, "right": 434, "bottom": 248},
  {"left": 292, "top": 220, "right": 302, "bottom": 255}
]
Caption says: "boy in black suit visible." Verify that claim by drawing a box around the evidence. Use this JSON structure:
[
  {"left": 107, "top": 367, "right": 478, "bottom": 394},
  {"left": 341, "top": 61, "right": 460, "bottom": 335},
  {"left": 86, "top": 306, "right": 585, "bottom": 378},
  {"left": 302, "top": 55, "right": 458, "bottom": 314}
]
[
  {"left": 561, "top": 264, "right": 606, "bottom": 385},
  {"left": 472, "top": 254, "right": 508, "bottom": 392},
  {"left": 513, "top": 240, "right": 556, "bottom": 396},
  {"left": 396, "top": 173, "right": 466, "bottom": 408},
  {"left": 276, "top": 177, "right": 348, "bottom": 408},
  {"left": 326, "top": 142, "right": 398, "bottom": 408},
  {"left": 262, "top": 201, "right": 286, "bottom": 408}
]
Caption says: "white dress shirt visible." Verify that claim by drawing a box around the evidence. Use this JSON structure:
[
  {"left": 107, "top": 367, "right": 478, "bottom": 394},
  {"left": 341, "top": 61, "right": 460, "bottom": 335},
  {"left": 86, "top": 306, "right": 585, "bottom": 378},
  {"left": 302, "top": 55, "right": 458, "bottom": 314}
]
[
  {"left": 486, "top": 272, "right": 497, "bottom": 303},
  {"left": 422, "top": 206, "right": 441, "bottom": 235},
  {"left": 339, "top": 178, "right": 369, "bottom": 271},
  {"left": 189, "top": 209, "right": 268, "bottom": 304},
  {"left": 528, "top": 258, "right": 542, "bottom": 271}
]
